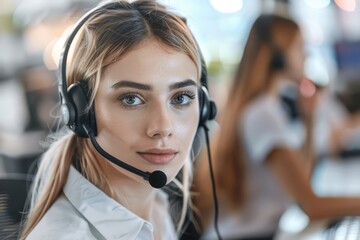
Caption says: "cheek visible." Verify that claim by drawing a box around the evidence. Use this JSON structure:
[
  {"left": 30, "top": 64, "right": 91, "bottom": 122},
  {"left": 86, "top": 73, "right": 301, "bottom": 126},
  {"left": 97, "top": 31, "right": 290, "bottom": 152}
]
[
  {"left": 295, "top": 57, "right": 305, "bottom": 75},
  {"left": 173, "top": 108, "right": 200, "bottom": 148},
  {"left": 94, "top": 99, "right": 139, "bottom": 144},
  {"left": 287, "top": 51, "right": 304, "bottom": 77},
  {"left": 164, "top": 96, "right": 200, "bottom": 137},
  {"left": 178, "top": 116, "right": 198, "bottom": 140}
]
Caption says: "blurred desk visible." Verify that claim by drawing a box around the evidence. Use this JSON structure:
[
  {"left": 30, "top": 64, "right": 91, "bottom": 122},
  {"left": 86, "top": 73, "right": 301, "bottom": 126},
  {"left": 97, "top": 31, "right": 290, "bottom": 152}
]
[
  {"left": 275, "top": 156, "right": 360, "bottom": 240},
  {"left": 0, "top": 130, "right": 45, "bottom": 157},
  {"left": 0, "top": 130, "right": 46, "bottom": 175}
]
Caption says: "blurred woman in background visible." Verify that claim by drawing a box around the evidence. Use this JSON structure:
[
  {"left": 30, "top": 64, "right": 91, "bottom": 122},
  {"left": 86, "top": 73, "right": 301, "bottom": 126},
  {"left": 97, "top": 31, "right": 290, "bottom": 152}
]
[{"left": 195, "top": 14, "right": 360, "bottom": 240}]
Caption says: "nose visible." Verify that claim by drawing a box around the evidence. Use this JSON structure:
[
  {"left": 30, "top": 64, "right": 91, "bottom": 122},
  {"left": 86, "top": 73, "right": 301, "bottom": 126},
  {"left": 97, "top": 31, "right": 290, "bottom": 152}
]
[{"left": 146, "top": 104, "right": 173, "bottom": 138}]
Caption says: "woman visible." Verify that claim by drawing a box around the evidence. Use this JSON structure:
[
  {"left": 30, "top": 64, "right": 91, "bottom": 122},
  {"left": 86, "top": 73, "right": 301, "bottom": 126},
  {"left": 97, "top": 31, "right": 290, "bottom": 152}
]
[
  {"left": 195, "top": 14, "right": 360, "bottom": 240},
  {"left": 20, "top": 0, "right": 211, "bottom": 239}
]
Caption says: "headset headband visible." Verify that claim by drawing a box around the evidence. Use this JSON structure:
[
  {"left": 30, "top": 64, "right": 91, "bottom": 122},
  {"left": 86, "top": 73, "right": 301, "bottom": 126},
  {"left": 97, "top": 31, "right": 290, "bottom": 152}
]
[
  {"left": 58, "top": 0, "right": 216, "bottom": 129},
  {"left": 58, "top": 2, "right": 121, "bottom": 106}
]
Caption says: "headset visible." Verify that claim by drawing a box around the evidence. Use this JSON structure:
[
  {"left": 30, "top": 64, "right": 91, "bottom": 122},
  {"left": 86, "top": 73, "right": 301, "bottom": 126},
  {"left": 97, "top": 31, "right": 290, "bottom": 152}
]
[
  {"left": 256, "top": 14, "right": 286, "bottom": 71},
  {"left": 58, "top": 1, "right": 217, "bottom": 188},
  {"left": 58, "top": 2, "right": 221, "bottom": 238}
]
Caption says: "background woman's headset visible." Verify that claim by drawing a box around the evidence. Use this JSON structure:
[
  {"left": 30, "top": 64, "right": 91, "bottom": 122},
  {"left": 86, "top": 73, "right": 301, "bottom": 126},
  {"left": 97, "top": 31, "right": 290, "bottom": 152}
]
[{"left": 256, "top": 14, "right": 286, "bottom": 71}]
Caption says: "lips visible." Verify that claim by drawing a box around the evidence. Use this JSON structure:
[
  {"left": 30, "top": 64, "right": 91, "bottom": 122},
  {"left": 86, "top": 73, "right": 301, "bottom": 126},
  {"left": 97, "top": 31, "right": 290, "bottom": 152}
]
[{"left": 137, "top": 149, "right": 178, "bottom": 164}]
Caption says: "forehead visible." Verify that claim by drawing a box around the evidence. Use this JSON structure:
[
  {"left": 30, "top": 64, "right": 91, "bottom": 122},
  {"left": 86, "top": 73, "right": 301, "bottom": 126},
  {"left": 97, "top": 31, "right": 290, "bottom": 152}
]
[{"left": 101, "top": 39, "right": 199, "bottom": 88}]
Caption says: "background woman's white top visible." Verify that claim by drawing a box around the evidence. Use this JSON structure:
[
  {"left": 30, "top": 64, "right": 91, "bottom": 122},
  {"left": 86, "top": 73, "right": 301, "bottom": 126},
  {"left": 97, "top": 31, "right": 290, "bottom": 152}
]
[{"left": 203, "top": 93, "right": 304, "bottom": 239}]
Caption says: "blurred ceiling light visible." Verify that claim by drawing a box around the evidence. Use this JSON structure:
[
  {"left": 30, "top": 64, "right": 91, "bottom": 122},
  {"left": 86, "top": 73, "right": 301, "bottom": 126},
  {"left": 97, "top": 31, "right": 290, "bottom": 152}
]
[
  {"left": 304, "top": 0, "right": 331, "bottom": 9},
  {"left": 210, "top": 0, "right": 243, "bottom": 14},
  {"left": 335, "top": 0, "right": 356, "bottom": 12}
]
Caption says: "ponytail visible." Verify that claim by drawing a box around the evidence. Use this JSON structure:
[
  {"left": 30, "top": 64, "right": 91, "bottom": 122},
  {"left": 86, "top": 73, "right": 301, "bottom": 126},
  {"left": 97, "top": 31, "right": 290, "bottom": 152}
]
[{"left": 20, "top": 133, "right": 76, "bottom": 239}]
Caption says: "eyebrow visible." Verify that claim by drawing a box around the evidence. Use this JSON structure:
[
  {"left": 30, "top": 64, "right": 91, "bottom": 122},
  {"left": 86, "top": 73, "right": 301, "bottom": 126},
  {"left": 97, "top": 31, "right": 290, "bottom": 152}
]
[
  {"left": 111, "top": 79, "right": 197, "bottom": 91},
  {"left": 111, "top": 81, "right": 152, "bottom": 90},
  {"left": 169, "top": 79, "right": 197, "bottom": 90}
]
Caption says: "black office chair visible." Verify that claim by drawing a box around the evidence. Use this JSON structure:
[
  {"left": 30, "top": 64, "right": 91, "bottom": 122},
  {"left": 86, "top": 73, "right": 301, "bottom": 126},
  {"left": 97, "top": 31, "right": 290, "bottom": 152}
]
[{"left": 0, "top": 173, "right": 33, "bottom": 240}]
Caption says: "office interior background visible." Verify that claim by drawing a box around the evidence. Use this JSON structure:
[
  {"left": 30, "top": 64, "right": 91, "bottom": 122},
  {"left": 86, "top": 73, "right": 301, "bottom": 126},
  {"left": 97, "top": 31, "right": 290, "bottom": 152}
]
[
  {"left": 2, "top": 0, "right": 360, "bottom": 158},
  {"left": 1, "top": 0, "right": 360, "bottom": 238}
]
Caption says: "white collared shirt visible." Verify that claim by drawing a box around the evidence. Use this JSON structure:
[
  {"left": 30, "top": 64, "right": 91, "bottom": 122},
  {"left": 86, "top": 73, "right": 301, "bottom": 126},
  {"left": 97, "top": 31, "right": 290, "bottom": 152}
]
[{"left": 27, "top": 166, "right": 177, "bottom": 240}]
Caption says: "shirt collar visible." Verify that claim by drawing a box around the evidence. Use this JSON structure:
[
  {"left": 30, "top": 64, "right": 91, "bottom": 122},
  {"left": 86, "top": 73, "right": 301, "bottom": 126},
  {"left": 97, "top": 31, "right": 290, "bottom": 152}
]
[{"left": 63, "top": 165, "right": 154, "bottom": 240}]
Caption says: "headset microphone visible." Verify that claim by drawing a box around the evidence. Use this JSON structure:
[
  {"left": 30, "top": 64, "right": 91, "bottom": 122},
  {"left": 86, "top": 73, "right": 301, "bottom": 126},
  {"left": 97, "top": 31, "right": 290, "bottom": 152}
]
[{"left": 83, "top": 124, "right": 167, "bottom": 188}]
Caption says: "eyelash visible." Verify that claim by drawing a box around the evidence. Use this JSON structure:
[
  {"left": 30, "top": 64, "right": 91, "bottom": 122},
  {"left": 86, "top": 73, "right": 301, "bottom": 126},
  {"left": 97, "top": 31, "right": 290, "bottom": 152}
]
[
  {"left": 171, "top": 90, "right": 196, "bottom": 107},
  {"left": 117, "top": 92, "right": 144, "bottom": 109},
  {"left": 117, "top": 90, "right": 197, "bottom": 109}
]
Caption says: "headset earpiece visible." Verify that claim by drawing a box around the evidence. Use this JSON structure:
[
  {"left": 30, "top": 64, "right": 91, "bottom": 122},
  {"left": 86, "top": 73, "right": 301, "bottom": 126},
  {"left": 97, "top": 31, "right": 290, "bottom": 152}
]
[
  {"left": 271, "top": 49, "right": 285, "bottom": 70},
  {"left": 66, "top": 80, "right": 97, "bottom": 138},
  {"left": 198, "top": 86, "right": 217, "bottom": 127},
  {"left": 257, "top": 14, "right": 286, "bottom": 71}
]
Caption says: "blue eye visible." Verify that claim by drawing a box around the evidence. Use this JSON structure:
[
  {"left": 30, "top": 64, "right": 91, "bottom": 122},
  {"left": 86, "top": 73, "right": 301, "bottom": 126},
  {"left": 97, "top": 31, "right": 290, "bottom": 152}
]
[
  {"left": 171, "top": 91, "right": 196, "bottom": 107},
  {"left": 118, "top": 93, "right": 144, "bottom": 108}
]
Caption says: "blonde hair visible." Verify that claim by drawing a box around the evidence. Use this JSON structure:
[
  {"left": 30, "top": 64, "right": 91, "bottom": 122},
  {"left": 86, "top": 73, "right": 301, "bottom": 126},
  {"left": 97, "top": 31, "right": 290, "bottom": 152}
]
[
  {"left": 20, "top": 0, "right": 201, "bottom": 238},
  {"left": 195, "top": 14, "right": 300, "bottom": 218}
]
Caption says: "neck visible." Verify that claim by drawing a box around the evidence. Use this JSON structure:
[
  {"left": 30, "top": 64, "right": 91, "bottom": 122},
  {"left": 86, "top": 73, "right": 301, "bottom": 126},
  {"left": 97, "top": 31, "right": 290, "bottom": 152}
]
[
  {"left": 104, "top": 162, "right": 168, "bottom": 240},
  {"left": 101, "top": 159, "right": 157, "bottom": 221}
]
